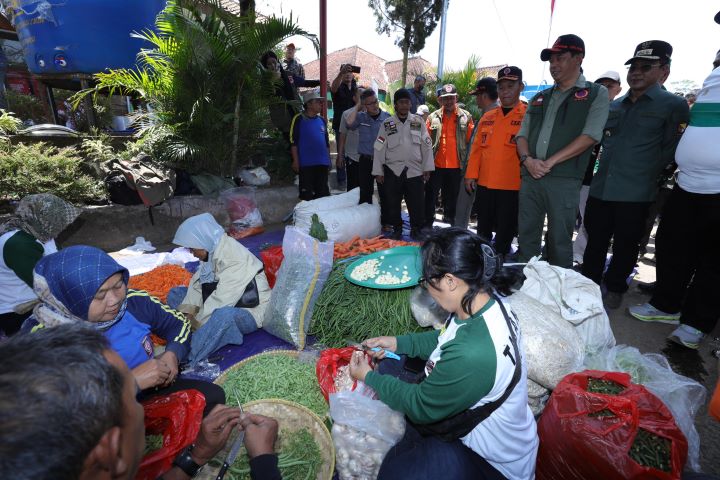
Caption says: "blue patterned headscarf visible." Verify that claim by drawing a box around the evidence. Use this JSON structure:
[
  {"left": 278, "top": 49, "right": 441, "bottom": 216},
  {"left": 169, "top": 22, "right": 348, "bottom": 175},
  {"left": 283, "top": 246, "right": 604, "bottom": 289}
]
[{"left": 32, "top": 246, "right": 129, "bottom": 329}]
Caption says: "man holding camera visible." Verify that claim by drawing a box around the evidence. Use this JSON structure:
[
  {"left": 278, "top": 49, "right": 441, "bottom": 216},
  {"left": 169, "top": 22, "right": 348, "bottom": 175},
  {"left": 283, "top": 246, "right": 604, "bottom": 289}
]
[{"left": 331, "top": 64, "right": 360, "bottom": 189}]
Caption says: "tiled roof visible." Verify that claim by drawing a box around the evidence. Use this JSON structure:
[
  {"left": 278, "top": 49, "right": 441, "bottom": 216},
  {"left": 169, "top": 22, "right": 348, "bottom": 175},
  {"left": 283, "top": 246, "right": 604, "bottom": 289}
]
[
  {"left": 303, "top": 45, "right": 433, "bottom": 91},
  {"left": 476, "top": 64, "right": 509, "bottom": 80},
  {"left": 384, "top": 56, "right": 434, "bottom": 87},
  {"left": 219, "top": 0, "right": 241, "bottom": 15}
]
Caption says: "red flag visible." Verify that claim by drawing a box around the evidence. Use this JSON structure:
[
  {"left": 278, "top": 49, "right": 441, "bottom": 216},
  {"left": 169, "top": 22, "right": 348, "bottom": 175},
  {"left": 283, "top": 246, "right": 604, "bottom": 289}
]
[{"left": 550, "top": 0, "right": 556, "bottom": 15}]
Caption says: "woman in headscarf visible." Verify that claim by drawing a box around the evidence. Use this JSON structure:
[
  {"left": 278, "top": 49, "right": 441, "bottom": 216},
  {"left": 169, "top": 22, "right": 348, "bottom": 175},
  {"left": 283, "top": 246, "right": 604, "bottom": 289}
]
[
  {"left": 171, "top": 213, "right": 270, "bottom": 328},
  {"left": 25, "top": 245, "right": 224, "bottom": 415},
  {"left": 0, "top": 193, "right": 81, "bottom": 335}
]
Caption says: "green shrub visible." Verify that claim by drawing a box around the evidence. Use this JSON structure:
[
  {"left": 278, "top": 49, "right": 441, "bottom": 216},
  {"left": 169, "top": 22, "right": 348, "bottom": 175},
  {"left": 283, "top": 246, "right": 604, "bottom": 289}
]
[
  {"left": 0, "top": 110, "right": 22, "bottom": 134},
  {"left": 4, "top": 90, "right": 51, "bottom": 125},
  {"left": 0, "top": 142, "right": 106, "bottom": 202},
  {"left": 80, "top": 134, "right": 116, "bottom": 178}
]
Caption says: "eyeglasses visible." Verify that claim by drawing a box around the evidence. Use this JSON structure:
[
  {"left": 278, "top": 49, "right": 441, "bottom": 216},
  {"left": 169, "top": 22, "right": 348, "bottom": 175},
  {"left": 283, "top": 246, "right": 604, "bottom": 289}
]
[
  {"left": 363, "top": 99, "right": 379, "bottom": 106},
  {"left": 627, "top": 63, "right": 661, "bottom": 73}
]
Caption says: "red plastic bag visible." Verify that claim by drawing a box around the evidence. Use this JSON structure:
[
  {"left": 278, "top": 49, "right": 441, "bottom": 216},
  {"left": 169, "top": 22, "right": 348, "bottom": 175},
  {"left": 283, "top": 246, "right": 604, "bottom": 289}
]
[
  {"left": 711, "top": 380, "right": 720, "bottom": 422},
  {"left": 135, "top": 390, "right": 206, "bottom": 480},
  {"left": 536, "top": 370, "right": 687, "bottom": 480},
  {"left": 316, "top": 347, "right": 361, "bottom": 402},
  {"left": 260, "top": 245, "right": 284, "bottom": 288}
]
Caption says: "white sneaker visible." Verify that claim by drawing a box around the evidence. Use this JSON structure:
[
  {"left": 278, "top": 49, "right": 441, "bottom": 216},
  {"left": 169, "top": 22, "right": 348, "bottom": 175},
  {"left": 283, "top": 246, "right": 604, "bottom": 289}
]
[
  {"left": 668, "top": 324, "right": 704, "bottom": 349},
  {"left": 628, "top": 303, "right": 680, "bottom": 325}
]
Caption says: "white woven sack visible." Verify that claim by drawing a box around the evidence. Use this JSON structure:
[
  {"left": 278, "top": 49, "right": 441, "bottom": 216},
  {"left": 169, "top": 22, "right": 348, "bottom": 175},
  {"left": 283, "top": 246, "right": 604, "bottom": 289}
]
[{"left": 507, "top": 291, "right": 584, "bottom": 389}]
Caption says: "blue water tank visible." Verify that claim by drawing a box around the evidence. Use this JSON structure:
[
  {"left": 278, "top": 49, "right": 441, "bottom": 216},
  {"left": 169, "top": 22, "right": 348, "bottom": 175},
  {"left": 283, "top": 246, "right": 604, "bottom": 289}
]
[{"left": 7, "top": 0, "right": 166, "bottom": 75}]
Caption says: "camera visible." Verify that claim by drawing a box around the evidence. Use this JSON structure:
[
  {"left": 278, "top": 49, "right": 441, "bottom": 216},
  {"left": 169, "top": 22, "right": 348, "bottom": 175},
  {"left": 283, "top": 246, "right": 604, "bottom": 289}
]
[{"left": 342, "top": 64, "right": 361, "bottom": 74}]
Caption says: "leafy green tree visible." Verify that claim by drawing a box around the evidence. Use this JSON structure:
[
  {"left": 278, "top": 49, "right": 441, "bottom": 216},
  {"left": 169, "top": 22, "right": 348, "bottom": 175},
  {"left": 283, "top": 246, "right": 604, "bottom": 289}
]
[
  {"left": 368, "top": 0, "right": 444, "bottom": 88},
  {"left": 75, "top": 0, "right": 317, "bottom": 176}
]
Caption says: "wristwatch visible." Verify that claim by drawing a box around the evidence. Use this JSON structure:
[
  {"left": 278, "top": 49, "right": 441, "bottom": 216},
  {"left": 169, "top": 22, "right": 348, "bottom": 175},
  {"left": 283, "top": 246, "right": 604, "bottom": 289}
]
[
  {"left": 519, "top": 154, "right": 528, "bottom": 165},
  {"left": 172, "top": 445, "right": 204, "bottom": 478}
]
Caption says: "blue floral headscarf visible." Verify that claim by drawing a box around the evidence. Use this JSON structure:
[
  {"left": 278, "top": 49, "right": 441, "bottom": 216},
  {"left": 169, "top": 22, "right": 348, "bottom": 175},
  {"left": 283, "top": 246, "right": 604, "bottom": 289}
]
[{"left": 32, "top": 245, "right": 129, "bottom": 330}]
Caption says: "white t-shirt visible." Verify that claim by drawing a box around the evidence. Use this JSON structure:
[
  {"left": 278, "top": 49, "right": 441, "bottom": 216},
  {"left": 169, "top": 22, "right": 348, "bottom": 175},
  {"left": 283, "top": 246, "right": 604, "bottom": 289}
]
[
  {"left": 675, "top": 67, "right": 720, "bottom": 194},
  {"left": 427, "top": 299, "right": 539, "bottom": 480}
]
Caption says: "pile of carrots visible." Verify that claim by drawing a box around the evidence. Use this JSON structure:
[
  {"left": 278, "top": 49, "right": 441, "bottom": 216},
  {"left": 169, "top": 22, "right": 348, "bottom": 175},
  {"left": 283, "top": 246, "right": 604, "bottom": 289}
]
[
  {"left": 128, "top": 264, "right": 192, "bottom": 303},
  {"left": 334, "top": 236, "right": 418, "bottom": 260}
]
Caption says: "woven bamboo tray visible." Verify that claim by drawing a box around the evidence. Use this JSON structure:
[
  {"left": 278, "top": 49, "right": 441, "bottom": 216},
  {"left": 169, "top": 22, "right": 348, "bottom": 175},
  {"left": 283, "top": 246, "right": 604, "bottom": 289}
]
[{"left": 196, "top": 398, "right": 335, "bottom": 480}]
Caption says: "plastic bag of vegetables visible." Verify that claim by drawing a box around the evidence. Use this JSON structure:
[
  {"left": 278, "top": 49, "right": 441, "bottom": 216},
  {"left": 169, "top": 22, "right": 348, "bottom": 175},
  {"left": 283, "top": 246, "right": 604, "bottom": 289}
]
[
  {"left": 330, "top": 391, "right": 405, "bottom": 480},
  {"left": 263, "top": 227, "right": 333, "bottom": 349}
]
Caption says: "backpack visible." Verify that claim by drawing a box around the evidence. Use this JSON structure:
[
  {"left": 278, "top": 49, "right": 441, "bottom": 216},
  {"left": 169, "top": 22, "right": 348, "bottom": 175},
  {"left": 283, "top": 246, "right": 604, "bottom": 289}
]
[{"left": 105, "top": 154, "right": 176, "bottom": 207}]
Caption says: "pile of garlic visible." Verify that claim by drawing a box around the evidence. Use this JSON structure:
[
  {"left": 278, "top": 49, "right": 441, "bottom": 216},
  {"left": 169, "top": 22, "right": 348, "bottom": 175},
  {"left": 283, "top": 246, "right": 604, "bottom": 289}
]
[
  {"left": 333, "top": 365, "right": 355, "bottom": 393},
  {"left": 333, "top": 419, "right": 404, "bottom": 479},
  {"left": 349, "top": 259, "right": 380, "bottom": 281}
]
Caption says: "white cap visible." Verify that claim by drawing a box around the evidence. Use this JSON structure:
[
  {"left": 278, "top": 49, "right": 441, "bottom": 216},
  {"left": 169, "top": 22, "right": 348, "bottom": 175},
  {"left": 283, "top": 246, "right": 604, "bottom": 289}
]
[
  {"left": 302, "top": 88, "right": 323, "bottom": 104},
  {"left": 595, "top": 70, "right": 621, "bottom": 83},
  {"left": 417, "top": 104, "right": 429, "bottom": 115}
]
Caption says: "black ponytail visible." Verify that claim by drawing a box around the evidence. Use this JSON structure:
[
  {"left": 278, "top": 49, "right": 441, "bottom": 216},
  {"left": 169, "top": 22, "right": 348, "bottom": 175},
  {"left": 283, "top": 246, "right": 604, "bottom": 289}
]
[{"left": 420, "top": 228, "right": 523, "bottom": 315}]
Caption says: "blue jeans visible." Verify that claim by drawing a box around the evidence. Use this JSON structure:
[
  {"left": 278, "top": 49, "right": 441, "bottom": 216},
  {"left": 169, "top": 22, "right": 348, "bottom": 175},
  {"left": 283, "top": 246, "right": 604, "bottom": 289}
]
[
  {"left": 375, "top": 356, "right": 506, "bottom": 480},
  {"left": 378, "top": 423, "right": 506, "bottom": 480}
]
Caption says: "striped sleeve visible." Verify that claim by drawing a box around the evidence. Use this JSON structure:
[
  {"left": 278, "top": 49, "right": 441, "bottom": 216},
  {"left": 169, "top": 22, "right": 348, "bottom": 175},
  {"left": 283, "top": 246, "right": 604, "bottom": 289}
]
[
  {"left": 126, "top": 289, "right": 191, "bottom": 362},
  {"left": 289, "top": 113, "right": 303, "bottom": 145}
]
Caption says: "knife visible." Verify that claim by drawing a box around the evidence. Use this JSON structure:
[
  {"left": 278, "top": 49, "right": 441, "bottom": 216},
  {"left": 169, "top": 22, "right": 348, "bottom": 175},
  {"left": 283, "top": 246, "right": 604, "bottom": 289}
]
[{"left": 215, "top": 405, "right": 245, "bottom": 480}]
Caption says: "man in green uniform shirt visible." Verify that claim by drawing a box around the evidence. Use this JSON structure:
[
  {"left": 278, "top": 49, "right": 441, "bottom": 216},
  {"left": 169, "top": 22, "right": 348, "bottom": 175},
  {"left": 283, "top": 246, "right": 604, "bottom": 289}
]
[
  {"left": 582, "top": 41, "right": 689, "bottom": 309},
  {"left": 515, "top": 34, "right": 609, "bottom": 268}
]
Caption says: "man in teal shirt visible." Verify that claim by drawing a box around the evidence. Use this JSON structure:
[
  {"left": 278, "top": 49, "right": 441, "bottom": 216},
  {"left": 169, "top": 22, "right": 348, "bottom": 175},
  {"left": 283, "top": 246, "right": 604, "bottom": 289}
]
[
  {"left": 581, "top": 41, "right": 689, "bottom": 309},
  {"left": 516, "top": 34, "right": 609, "bottom": 268}
]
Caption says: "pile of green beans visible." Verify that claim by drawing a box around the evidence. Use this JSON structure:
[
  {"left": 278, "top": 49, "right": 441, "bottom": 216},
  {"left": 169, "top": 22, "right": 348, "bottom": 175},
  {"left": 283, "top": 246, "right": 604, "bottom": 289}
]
[
  {"left": 310, "top": 262, "right": 427, "bottom": 347},
  {"left": 629, "top": 428, "right": 671, "bottom": 472},
  {"left": 143, "top": 434, "right": 163, "bottom": 456},
  {"left": 221, "top": 354, "right": 328, "bottom": 418},
  {"left": 587, "top": 378, "right": 626, "bottom": 395},
  {"left": 209, "top": 428, "right": 323, "bottom": 480}
]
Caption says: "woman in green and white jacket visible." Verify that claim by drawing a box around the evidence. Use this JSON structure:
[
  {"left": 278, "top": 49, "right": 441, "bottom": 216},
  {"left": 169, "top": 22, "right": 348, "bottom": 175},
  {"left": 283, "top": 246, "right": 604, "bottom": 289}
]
[
  {"left": 0, "top": 194, "right": 80, "bottom": 335},
  {"left": 350, "top": 228, "right": 538, "bottom": 480}
]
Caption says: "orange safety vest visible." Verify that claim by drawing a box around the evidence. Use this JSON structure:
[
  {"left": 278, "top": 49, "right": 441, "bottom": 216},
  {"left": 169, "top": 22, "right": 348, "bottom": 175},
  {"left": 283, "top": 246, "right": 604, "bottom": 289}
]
[
  {"left": 465, "top": 103, "right": 527, "bottom": 191},
  {"left": 427, "top": 107, "right": 474, "bottom": 169}
]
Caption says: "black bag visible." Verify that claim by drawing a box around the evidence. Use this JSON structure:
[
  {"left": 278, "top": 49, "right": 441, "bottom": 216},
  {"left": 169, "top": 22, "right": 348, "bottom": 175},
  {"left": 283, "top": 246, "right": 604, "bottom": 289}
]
[
  {"left": 105, "top": 172, "right": 142, "bottom": 205},
  {"left": 201, "top": 275, "right": 261, "bottom": 309}
]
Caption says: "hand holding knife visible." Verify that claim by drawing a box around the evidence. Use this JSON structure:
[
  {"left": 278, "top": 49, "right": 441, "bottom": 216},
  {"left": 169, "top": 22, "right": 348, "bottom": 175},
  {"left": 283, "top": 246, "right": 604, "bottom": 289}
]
[{"left": 215, "top": 404, "right": 245, "bottom": 480}]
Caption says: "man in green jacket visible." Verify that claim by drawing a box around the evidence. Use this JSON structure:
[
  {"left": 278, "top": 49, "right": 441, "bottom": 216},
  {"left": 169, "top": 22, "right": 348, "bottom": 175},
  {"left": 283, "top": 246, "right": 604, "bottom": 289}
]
[
  {"left": 582, "top": 41, "right": 689, "bottom": 309},
  {"left": 515, "top": 34, "right": 609, "bottom": 267}
]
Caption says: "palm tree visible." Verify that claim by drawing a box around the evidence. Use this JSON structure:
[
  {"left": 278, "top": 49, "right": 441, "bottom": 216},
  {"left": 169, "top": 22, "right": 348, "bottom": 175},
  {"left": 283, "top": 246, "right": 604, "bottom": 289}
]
[
  {"left": 75, "top": 0, "right": 317, "bottom": 176},
  {"left": 426, "top": 55, "right": 483, "bottom": 120}
]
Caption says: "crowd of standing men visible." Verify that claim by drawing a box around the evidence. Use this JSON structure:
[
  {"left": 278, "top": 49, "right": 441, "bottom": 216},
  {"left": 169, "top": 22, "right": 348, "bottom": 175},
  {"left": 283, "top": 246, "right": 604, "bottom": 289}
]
[{"left": 281, "top": 27, "right": 719, "bottom": 351}]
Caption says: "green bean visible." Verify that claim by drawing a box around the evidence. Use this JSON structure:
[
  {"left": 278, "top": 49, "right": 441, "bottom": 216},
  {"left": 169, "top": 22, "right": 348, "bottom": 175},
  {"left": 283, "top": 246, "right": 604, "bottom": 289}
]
[
  {"left": 586, "top": 378, "right": 626, "bottom": 395},
  {"left": 143, "top": 434, "right": 163, "bottom": 456},
  {"left": 628, "top": 428, "right": 672, "bottom": 472},
  {"left": 221, "top": 354, "right": 327, "bottom": 418},
  {"left": 206, "top": 428, "right": 322, "bottom": 480},
  {"left": 310, "top": 262, "right": 428, "bottom": 347}
]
